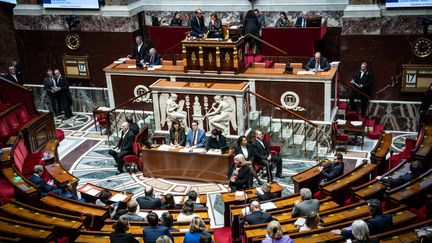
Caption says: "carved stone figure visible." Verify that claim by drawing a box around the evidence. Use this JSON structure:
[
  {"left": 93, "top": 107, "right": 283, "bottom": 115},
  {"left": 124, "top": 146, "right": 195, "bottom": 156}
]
[
  {"left": 160, "top": 93, "right": 188, "bottom": 129},
  {"left": 206, "top": 96, "right": 237, "bottom": 134}
]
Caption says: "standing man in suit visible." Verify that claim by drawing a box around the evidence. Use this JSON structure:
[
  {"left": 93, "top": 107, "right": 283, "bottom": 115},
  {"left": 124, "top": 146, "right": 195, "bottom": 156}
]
[
  {"left": 136, "top": 186, "right": 163, "bottom": 209},
  {"left": 186, "top": 120, "right": 206, "bottom": 148},
  {"left": 190, "top": 9, "right": 205, "bottom": 38},
  {"left": 54, "top": 69, "right": 73, "bottom": 119},
  {"left": 295, "top": 11, "right": 309, "bottom": 28},
  {"left": 43, "top": 69, "right": 61, "bottom": 116},
  {"left": 143, "top": 48, "right": 161, "bottom": 66},
  {"left": 109, "top": 122, "right": 135, "bottom": 175},
  {"left": 304, "top": 52, "right": 330, "bottom": 72},
  {"left": 349, "top": 62, "right": 373, "bottom": 115},
  {"left": 252, "top": 130, "right": 284, "bottom": 181},
  {"left": 127, "top": 35, "right": 148, "bottom": 63},
  {"left": 5, "top": 65, "right": 23, "bottom": 85},
  {"left": 234, "top": 135, "right": 262, "bottom": 185}
]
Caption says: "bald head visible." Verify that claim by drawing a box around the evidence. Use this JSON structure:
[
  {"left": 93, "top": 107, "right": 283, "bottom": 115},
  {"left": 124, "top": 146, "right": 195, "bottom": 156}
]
[
  {"left": 250, "top": 200, "right": 261, "bottom": 212},
  {"left": 121, "top": 122, "right": 129, "bottom": 132},
  {"left": 145, "top": 186, "right": 154, "bottom": 196}
]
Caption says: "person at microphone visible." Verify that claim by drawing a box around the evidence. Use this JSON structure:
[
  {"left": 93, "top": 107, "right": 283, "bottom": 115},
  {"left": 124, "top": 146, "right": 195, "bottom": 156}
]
[
  {"left": 186, "top": 120, "right": 206, "bottom": 149},
  {"left": 304, "top": 52, "right": 330, "bottom": 72},
  {"left": 262, "top": 221, "right": 294, "bottom": 243}
]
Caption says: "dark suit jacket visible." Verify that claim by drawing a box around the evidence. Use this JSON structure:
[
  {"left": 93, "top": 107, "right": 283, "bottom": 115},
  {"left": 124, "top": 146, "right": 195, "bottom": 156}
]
[
  {"left": 56, "top": 76, "right": 73, "bottom": 106},
  {"left": 321, "top": 162, "right": 344, "bottom": 181},
  {"left": 381, "top": 172, "right": 414, "bottom": 189},
  {"left": 252, "top": 139, "right": 270, "bottom": 163},
  {"left": 110, "top": 232, "right": 139, "bottom": 243},
  {"left": 29, "top": 174, "right": 54, "bottom": 195},
  {"left": 169, "top": 127, "right": 186, "bottom": 146},
  {"left": 190, "top": 16, "right": 205, "bottom": 37},
  {"left": 144, "top": 53, "right": 161, "bottom": 66},
  {"left": 242, "top": 211, "right": 275, "bottom": 226},
  {"left": 342, "top": 214, "right": 393, "bottom": 239},
  {"left": 353, "top": 69, "right": 373, "bottom": 93},
  {"left": 6, "top": 74, "right": 23, "bottom": 85},
  {"left": 143, "top": 226, "right": 172, "bottom": 243},
  {"left": 131, "top": 43, "right": 148, "bottom": 61},
  {"left": 257, "top": 191, "right": 278, "bottom": 202},
  {"left": 43, "top": 76, "right": 58, "bottom": 96},
  {"left": 129, "top": 122, "right": 139, "bottom": 135},
  {"left": 228, "top": 163, "right": 251, "bottom": 190},
  {"left": 136, "top": 195, "right": 163, "bottom": 209},
  {"left": 206, "top": 135, "right": 227, "bottom": 150},
  {"left": 295, "top": 16, "right": 307, "bottom": 27},
  {"left": 117, "top": 130, "right": 135, "bottom": 153},
  {"left": 304, "top": 57, "right": 330, "bottom": 71},
  {"left": 234, "top": 143, "right": 254, "bottom": 161}
]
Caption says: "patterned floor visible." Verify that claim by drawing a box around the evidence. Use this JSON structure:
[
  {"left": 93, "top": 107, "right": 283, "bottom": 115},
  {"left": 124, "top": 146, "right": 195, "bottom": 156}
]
[{"left": 57, "top": 113, "right": 415, "bottom": 227}]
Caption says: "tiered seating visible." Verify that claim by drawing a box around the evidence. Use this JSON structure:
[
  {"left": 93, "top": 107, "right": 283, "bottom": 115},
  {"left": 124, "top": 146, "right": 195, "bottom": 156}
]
[
  {"left": 369, "top": 132, "right": 392, "bottom": 174},
  {"left": 11, "top": 136, "right": 45, "bottom": 178},
  {"left": 0, "top": 215, "right": 55, "bottom": 242},
  {"left": 101, "top": 218, "right": 211, "bottom": 233}
]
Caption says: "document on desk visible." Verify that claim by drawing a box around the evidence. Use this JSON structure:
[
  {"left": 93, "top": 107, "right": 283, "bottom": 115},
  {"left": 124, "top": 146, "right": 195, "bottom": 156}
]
[
  {"left": 297, "top": 70, "right": 316, "bottom": 75},
  {"left": 192, "top": 148, "right": 206, "bottom": 153},
  {"left": 158, "top": 144, "right": 171, "bottom": 151},
  {"left": 351, "top": 121, "right": 363, "bottom": 126},
  {"left": 127, "top": 65, "right": 136, "bottom": 68},
  {"left": 110, "top": 193, "right": 128, "bottom": 202},
  {"left": 179, "top": 147, "right": 191, "bottom": 153},
  {"left": 207, "top": 149, "right": 222, "bottom": 155},
  {"left": 336, "top": 119, "right": 346, "bottom": 125},
  {"left": 260, "top": 202, "right": 277, "bottom": 211},
  {"left": 87, "top": 188, "right": 101, "bottom": 196}
]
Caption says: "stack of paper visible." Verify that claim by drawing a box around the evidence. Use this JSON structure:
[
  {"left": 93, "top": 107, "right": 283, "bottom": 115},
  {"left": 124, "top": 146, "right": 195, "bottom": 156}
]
[
  {"left": 87, "top": 188, "right": 101, "bottom": 196},
  {"left": 110, "top": 193, "right": 128, "bottom": 202}
]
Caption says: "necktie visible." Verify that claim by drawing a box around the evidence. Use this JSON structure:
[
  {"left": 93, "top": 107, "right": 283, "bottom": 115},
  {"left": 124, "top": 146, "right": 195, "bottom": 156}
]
[
  {"left": 192, "top": 131, "right": 196, "bottom": 146},
  {"left": 150, "top": 55, "right": 154, "bottom": 64},
  {"left": 197, "top": 17, "right": 201, "bottom": 28},
  {"left": 302, "top": 19, "right": 306, "bottom": 27},
  {"left": 315, "top": 61, "right": 320, "bottom": 69},
  {"left": 51, "top": 77, "right": 57, "bottom": 88}
]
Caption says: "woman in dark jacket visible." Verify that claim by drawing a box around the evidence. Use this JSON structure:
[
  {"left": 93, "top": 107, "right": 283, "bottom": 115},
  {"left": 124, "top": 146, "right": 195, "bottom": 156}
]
[
  {"left": 170, "top": 12, "right": 183, "bottom": 26},
  {"left": 169, "top": 120, "right": 186, "bottom": 146},
  {"left": 228, "top": 154, "right": 252, "bottom": 191},
  {"left": 208, "top": 12, "right": 223, "bottom": 38},
  {"left": 242, "top": 10, "right": 260, "bottom": 55}
]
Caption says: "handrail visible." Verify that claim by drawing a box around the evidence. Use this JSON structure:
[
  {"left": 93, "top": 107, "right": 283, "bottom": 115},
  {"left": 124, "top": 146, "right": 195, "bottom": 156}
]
[
  {"left": 106, "top": 90, "right": 152, "bottom": 114},
  {"left": 339, "top": 80, "right": 372, "bottom": 100},
  {"left": 248, "top": 91, "right": 317, "bottom": 127},
  {"left": 244, "top": 34, "right": 288, "bottom": 56},
  {"left": 0, "top": 76, "right": 32, "bottom": 93}
]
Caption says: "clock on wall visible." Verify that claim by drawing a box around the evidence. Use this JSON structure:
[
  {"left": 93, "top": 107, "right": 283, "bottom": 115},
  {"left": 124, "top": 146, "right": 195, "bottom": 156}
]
[
  {"left": 65, "top": 33, "right": 81, "bottom": 50},
  {"left": 412, "top": 37, "right": 432, "bottom": 58}
]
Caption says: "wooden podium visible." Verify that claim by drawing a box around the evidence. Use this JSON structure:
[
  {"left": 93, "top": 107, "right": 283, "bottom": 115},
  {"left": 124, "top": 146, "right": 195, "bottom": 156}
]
[{"left": 182, "top": 37, "right": 245, "bottom": 74}]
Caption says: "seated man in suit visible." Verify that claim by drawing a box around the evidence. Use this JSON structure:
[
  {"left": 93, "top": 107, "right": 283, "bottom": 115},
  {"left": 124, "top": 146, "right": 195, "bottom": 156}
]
[
  {"left": 186, "top": 120, "right": 206, "bottom": 148},
  {"left": 169, "top": 120, "right": 186, "bottom": 146},
  {"left": 137, "top": 186, "right": 163, "bottom": 209},
  {"left": 377, "top": 160, "right": 423, "bottom": 189},
  {"left": 295, "top": 10, "right": 309, "bottom": 28},
  {"left": 127, "top": 35, "right": 148, "bottom": 63},
  {"left": 331, "top": 199, "right": 393, "bottom": 238},
  {"left": 143, "top": 212, "right": 173, "bottom": 242},
  {"left": 241, "top": 200, "right": 276, "bottom": 227},
  {"left": 234, "top": 135, "right": 261, "bottom": 185},
  {"left": 348, "top": 62, "right": 373, "bottom": 115},
  {"left": 29, "top": 165, "right": 61, "bottom": 196},
  {"left": 304, "top": 52, "right": 330, "bottom": 72},
  {"left": 292, "top": 188, "right": 320, "bottom": 217},
  {"left": 119, "top": 200, "right": 145, "bottom": 221},
  {"left": 143, "top": 48, "right": 161, "bottom": 66},
  {"left": 190, "top": 9, "right": 205, "bottom": 38},
  {"left": 252, "top": 130, "right": 284, "bottom": 181},
  {"left": 318, "top": 152, "right": 344, "bottom": 182},
  {"left": 108, "top": 122, "right": 135, "bottom": 175}
]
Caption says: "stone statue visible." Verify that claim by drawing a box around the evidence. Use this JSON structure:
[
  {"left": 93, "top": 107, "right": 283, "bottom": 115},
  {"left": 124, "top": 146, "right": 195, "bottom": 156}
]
[
  {"left": 205, "top": 95, "right": 237, "bottom": 134},
  {"left": 159, "top": 93, "right": 188, "bottom": 129}
]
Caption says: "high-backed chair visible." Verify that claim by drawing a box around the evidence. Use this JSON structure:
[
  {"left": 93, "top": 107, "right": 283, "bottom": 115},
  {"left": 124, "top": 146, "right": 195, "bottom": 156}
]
[
  {"left": 332, "top": 122, "right": 349, "bottom": 153},
  {"left": 123, "top": 142, "right": 142, "bottom": 174},
  {"left": 151, "top": 136, "right": 166, "bottom": 145}
]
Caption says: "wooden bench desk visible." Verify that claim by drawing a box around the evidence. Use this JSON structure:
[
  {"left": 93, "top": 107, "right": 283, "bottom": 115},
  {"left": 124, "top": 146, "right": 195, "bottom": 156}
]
[
  {"left": 45, "top": 162, "right": 79, "bottom": 186},
  {"left": 101, "top": 219, "right": 211, "bottom": 234},
  {"left": 374, "top": 218, "right": 432, "bottom": 242},
  {"left": 1, "top": 199, "right": 83, "bottom": 231},
  {"left": 321, "top": 162, "right": 376, "bottom": 205},
  {"left": 370, "top": 133, "right": 392, "bottom": 174},
  {"left": 78, "top": 183, "right": 133, "bottom": 209},
  {"left": 389, "top": 168, "right": 432, "bottom": 206},
  {"left": 2, "top": 165, "right": 39, "bottom": 202},
  {"left": 221, "top": 182, "right": 283, "bottom": 226},
  {"left": 291, "top": 161, "right": 325, "bottom": 193},
  {"left": 0, "top": 215, "right": 55, "bottom": 241},
  {"left": 352, "top": 159, "right": 411, "bottom": 201},
  {"left": 41, "top": 192, "right": 109, "bottom": 229}
]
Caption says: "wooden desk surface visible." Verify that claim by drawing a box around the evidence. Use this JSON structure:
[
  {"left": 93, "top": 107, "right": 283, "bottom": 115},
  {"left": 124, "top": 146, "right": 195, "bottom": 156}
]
[
  {"left": 337, "top": 120, "right": 366, "bottom": 133},
  {"left": 42, "top": 139, "right": 59, "bottom": 162},
  {"left": 41, "top": 194, "right": 108, "bottom": 217},
  {"left": 1, "top": 201, "right": 83, "bottom": 230},
  {"left": 322, "top": 163, "right": 376, "bottom": 192},
  {"left": 78, "top": 183, "right": 133, "bottom": 204},
  {"left": 0, "top": 216, "right": 54, "bottom": 240},
  {"left": 273, "top": 200, "right": 340, "bottom": 222},
  {"left": 151, "top": 79, "right": 248, "bottom": 91},
  {"left": 371, "top": 133, "right": 392, "bottom": 159},
  {"left": 2, "top": 166, "right": 37, "bottom": 194},
  {"left": 45, "top": 162, "right": 79, "bottom": 185},
  {"left": 221, "top": 182, "right": 284, "bottom": 203},
  {"left": 1, "top": 147, "right": 11, "bottom": 162},
  {"left": 242, "top": 67, "right": 337, "bottom": 80},
  {"left": 75, "top": 234, "right": 144, "bottom": 243},
  {"left": 390, "top": 168, "right": 432, "bottom": 202}
]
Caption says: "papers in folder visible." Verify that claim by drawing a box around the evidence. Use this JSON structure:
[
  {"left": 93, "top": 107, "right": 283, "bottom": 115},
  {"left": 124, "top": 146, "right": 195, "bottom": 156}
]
[
  {"left": 114, "top": 57, "right": 127, "bottom": 64},
  {"left": 110, "top": 193, "right": 128, "bottom": 202},
  {"left": 297, "top": 70, "right": 316, "bottom": 75},
  {"left": 86, "top": 188, "right": 101, "bottom": 196},
  {"left": 207, "top": 149, "right": 221, "bottom": 155}
]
